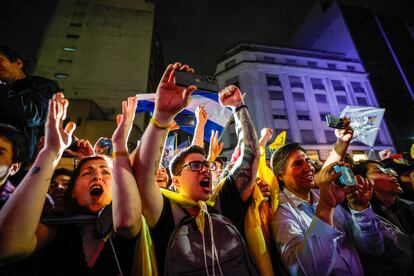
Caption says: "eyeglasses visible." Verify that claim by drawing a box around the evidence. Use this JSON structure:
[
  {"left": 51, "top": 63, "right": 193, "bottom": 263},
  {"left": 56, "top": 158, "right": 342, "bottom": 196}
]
[
  {"left": 378, "top": 166, "right": 398, "bottom": 177},
  {"left": 175, "top": 160, "right": 216, "bottom": 175}
]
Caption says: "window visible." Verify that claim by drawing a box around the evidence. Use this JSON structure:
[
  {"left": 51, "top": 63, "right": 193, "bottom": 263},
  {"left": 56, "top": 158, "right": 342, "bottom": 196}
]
[
  {"left": 297, "top": 110, "right": 311, "bottom": 121},
  {"left": 63, "top": 47, "right": 76, "bottom": 51},
  {"left": 286, "top": 59, "right": 297, "bottom": 65},
  {"left": 225, "top": 59, "right": 236, "bottom": 69},
  {"left": 336, "top": 95, "right": 348, "bottom": 104},
  {"left": 66, "top": 34, "right": 80, "bottom": 39},
  {"left": 301, "top": 129, "right": 316, "bottom": 143},
  {"left": 293, "top": 92, "right": 305, "bottom": 102},
  {"left": 273, "top": 109, "right": 288, "bottom": 120},
  {"left": 266, "top": 75, "right": 281, "bottom": 86},
  {"left": 327, "top": 63, "right": 337, "bottom": 69},
  {"left": 351, "top": 81, "right": 365, "bottom": 93},
  {"left": 273, "top": 114, "right": 288, "bottom": 120},
  {"left": 314, "top": 94, "right": 328, "bottom": 103},
  {"left": 332, "top": 80, "right": 345, "bottom": 91},
  {"left": 58, "top": 59, "right": 73, "bottom": 64},
  {"left": 70, "top": 22, "right": 83, "bottom": 27},
  {"left": 289, "top": 76, "right": 303, "bottom": 88},
  {"left": 347, "top": 65, "right": 356, "bottom": 71},
  {"left": 311, "top": 78, "right": 325, "bottom": 90},
  {"left": 269, "top": 90, "right": 284, "bottom": 100},
  {"left": 352, "top": 151, "right": 367, "bottom": 162},
  {"left": 307, "top": 61, "right": 317, "bottom": 67},
  {"left": 55, "top": 73, "right": 69, "bottom": 79},
  {"left": 264, "top": 56, "right": 275, "bottom": 62},
  {"left": 325, "top": 130, "right": 337, "bottom": 143},
  {"left": 356, "top": 97, "right": 369, "bottom": 106}
]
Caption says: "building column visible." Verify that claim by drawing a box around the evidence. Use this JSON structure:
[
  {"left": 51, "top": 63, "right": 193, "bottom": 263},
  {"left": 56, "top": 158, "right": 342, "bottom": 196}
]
[
  {"left": 324, "top": 77, "right": 341, "bottom": 115},
  {"left": 303, "top": 75, "right": 326, "bottom": 143},
  {"left": 280, "top": 73, "right": 301, "bottom": 143}
]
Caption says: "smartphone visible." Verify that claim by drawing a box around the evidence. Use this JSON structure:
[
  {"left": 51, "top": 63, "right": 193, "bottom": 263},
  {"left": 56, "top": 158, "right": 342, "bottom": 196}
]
[
  {"left": 333, "top": 165, "right": 356, "bottom": 186},
  {"left": 326, "top": 115, "right": 346, "bottom": 129},
  {"left": 174, "top": 70, "right": 219, "bottom": 92},
  {"left": 98, "top": 138, "right": 112, "bottom": 148}
]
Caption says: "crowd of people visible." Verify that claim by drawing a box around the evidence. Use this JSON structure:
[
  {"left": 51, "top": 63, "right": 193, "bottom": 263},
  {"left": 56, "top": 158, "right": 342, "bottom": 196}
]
[{"left": 0, "top": 44, "right": 413, "bottom": 276}]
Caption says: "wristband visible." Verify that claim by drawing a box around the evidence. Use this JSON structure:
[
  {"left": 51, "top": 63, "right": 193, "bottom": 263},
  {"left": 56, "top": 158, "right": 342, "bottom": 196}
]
[
  {"left": 234, "top": 104, "right": 248, "bottom": 112},
  {"left": 150, "top": 117, "right": 171, "bottom": 130},
  {"left": 112, "top": 151, "right": 129, "bottom": 158}
]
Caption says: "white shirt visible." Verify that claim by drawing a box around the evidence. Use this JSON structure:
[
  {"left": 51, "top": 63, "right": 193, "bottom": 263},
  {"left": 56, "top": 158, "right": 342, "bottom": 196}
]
[{"left": 271, "top": 188, "right": 384, "bottom": 276}]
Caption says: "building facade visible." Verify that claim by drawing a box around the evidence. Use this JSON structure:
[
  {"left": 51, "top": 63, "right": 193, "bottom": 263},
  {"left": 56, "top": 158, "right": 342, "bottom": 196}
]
[
  {"left": 215, "top": 43, "right": 394, "bottom": 161},
  {"left": 34, "top": 0, "right": 154, "bottom": 117},
  {"left": 291, "top": 1, "right": 414, "bottom": 153}
]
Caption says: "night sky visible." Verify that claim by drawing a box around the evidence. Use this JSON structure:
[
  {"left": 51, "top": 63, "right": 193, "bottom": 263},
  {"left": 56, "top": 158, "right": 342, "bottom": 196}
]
[{"left": 1, "top": 0, "right": 412, "bottom": 74}]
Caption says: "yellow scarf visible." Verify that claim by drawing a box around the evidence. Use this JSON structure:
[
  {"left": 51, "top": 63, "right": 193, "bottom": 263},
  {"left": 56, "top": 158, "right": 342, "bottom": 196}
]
[
  {"left": 133, "top": 179, "right": 226, "bottom": 276},
  {"left": 244, "top": 146, "right": 280, "bottom": 276},
  {"left": 133, "top": 165, "right": 278, "bottom": 276}
]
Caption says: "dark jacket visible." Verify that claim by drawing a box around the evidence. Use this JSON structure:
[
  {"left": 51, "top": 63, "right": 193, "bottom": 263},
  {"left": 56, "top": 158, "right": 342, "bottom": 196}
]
[{"left": 0, "top": 76, "right": 60, "bottom": 161}]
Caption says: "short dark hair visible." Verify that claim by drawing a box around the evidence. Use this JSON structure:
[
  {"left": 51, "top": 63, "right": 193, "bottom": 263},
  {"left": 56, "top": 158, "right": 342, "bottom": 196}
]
[
  {"left": 270, "top": 143, "right": 306, "bottom": 185},
  {"left": 352, "top": 160, "right": 383, "bottom": 178},
  {"left": 52, "top": 167, "right": 73, "bottom": 180},
  {"left": 0, "top": 43, "right": 29, "bottom": 75},
  {"left": 215, "top": 156, "right": 224, "bottom": 167},
  {"left": 68, "top": 155, "right": 112, "bottom": 193},
  {"left": 169, "top": 145, "right": 206, "bottom": 176},
  {"left": 0, "top": 124, "right": 27, "bottom": 163}
]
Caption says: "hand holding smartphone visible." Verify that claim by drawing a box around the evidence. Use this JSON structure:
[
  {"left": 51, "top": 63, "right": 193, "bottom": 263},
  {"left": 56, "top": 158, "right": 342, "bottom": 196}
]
[
  {"left": 174, "top": 70, "right": 219, "bottom": 92},
  {"left": 326, "top": 115, "right": 348, "bottom": 129}
]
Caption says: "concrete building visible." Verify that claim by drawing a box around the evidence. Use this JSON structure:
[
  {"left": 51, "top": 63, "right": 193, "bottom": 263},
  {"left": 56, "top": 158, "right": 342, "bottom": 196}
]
[
  {"left": 34, "top": 0, "right": 154, "bottom": 116},
  {"left": 291, "top": 1, "right": 414, "bottom": 153},
  {"left": 34, "top": 0, "right": 154, "bottom": 142},
  {"left": 215, "top": 42, "right": 394, "bottom": 161}
]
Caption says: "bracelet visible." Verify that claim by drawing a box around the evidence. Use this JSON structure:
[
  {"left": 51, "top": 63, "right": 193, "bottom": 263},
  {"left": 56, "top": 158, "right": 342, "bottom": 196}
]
[
  {"left": 150, "top": 117, "right": 171, "bottom": 130},
  {"left": 112, "top": 151, "right": 129, "bottom": 158},
  {"left": 234, "top": 104, "right": 248, "bottom": 112}
]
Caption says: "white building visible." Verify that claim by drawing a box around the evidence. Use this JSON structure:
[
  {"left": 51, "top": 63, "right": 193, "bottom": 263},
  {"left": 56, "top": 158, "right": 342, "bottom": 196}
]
[{"left": 215, "top": 43, "right": 394, "bottom": 161}]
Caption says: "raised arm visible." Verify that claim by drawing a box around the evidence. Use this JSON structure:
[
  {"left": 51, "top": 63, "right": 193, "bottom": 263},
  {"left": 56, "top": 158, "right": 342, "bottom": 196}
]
[
  {"left": 207, "top": 130, "right": 224, "bottom": 162},
  {"left": 219, "top": 85, "right": 259, "bottom": 201},
  {"left": 0, "top": 93, "right": 75, "bottom": 260},
  {"left": 322, "top": 119, "right": 353, "bottom": 169},
  {"left": 111, "top": 96, "right": 141, "bottom": 238},
  {"left": 132, "top": 63, "right": 196, "bottom": 227},
  {"left": 259, "top": 128, "right": 273, "bottom": 149},
  {"left": 191, "top": 105, "right": 208, "bottom": 147}
]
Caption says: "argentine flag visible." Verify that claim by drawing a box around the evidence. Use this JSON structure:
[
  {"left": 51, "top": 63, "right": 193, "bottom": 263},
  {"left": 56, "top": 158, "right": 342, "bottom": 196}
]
[{"left": 136, "top": 91, "right": 232, "bottom": 142}]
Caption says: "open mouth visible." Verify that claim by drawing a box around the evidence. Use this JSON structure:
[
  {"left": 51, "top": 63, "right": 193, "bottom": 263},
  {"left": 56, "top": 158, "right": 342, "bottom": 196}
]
[
  {"left": 89, "top": 184, "right": 104, "bottom": 196},
  {"left": 199, "top": 177, "right": 211, "bottom": 188},
  {"left": 156, "top": 177, "right": 166, "bottom": 183}
]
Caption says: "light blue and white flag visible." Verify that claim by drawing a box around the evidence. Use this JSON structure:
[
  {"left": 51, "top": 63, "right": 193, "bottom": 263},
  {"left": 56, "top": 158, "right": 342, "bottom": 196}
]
[
  {"left": 136, "top": 91, "right": 232, "bottom": 141},
  {"left": 340, "top": 106, "right": 385, "bottom": 147}
]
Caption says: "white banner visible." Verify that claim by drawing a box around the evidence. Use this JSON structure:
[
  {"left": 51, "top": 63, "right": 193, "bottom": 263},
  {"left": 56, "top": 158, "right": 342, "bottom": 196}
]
[{"left": 340, "top": 106, "right": 385, "bottom": 147}]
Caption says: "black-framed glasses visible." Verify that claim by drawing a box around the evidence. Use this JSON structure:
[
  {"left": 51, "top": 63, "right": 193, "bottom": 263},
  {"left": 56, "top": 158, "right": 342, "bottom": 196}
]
[{"left": 175, "top": 160, "right": 216, "bottom": 175}]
